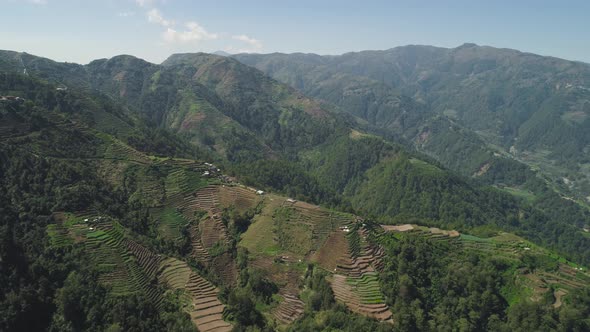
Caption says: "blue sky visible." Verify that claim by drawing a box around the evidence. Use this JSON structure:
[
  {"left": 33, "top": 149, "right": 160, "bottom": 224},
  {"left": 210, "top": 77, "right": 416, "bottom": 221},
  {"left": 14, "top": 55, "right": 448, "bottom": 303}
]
[{"left": 1, "top": 0, "right": 589, "bottom": 64}]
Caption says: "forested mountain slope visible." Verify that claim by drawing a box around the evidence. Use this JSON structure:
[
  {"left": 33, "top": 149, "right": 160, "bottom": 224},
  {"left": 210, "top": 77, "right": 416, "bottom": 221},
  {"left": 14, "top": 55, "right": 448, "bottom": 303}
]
[
  {"left": 1, "top": 50, "right": 590, "bottom": 331},
  {"left": 2, "top": 50, "right": 589, "bottom": 266},
  {"left": 234, "top": 44, "right": 590, "bottom": 204}
]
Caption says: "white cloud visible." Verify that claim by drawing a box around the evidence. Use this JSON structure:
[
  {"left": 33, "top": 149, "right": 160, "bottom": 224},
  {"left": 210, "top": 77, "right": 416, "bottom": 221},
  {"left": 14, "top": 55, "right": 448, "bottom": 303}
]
[
  {"left": 163, "top": 21, "right": 218, "bottom": 44},
  {"left": 131, "top": 0, "right": 263, "bottom": 52},
  {"left": 28, "top": 0, "right": 47, "bottom": 4},
  {"left": 232, "top": 34, "right": 262, "bottom": 49},
  {"left": 143, "top": 7, "right": 216, "bottom": 44},
  {"left": 147, "top": 8, "right": 173, "bottom": 27},
  {"left": 227, "top": 34, "right": 263, "bottom": 53}
]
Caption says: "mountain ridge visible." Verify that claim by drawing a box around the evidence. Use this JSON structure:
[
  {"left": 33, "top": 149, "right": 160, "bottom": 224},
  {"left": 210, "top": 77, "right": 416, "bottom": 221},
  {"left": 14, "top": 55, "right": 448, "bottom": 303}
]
[
  {"left": 2, "top": 47, "right": 590, "bottom": 331},
  {"left": 2, "top": 49, "right": 589, "bottom": 246},
  {"left": 233, "top": 43, "right": 590, "bottom": 205}
]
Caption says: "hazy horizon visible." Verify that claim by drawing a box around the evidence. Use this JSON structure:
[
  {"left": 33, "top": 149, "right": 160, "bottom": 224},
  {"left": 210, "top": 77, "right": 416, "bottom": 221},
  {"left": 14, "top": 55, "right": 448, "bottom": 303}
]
[
  {"left": 6, "top": 41, "right": 590, "bottom": 70},
  {"left": 1, "top": 0, "right": 589, "bottom": 65}
]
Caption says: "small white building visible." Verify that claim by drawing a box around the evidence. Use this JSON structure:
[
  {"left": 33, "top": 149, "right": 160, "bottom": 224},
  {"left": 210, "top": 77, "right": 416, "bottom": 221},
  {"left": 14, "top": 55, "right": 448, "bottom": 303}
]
[{"left": 256, "top": 190, "right": 264, "bottom": 195}]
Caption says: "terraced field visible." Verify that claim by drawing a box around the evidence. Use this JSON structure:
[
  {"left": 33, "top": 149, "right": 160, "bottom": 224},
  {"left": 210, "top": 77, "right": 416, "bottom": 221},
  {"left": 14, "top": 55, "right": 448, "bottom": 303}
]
[
  {"left": 83, "top": 219, "right": 163, "bottom": 305},
  {"left": 164, "top": 181, "right": 249, "bottom": 288},
  {"left": 46, "top": 222, "right": 74, "bottom": 247},
  {"left": 124, "top": 239, "right": 163, "bottom": 280},
  {"left": 189, "top": 223, "right": 212, "bottom": 264},
  {"left": 158, "top": 257, "right": 232, "bottom": 332},
  {"left": 511, "top": 261, "right": 590, "bottom": 307},
  {"left": 241, "top": 197, "right": 390, "bottom": 324},
  {"left": 168, "top": 184, "right": 241, "bottom": 285},
  {"left": 538, "top": 266, "right": 589, "bottom": 290},
  {"left": 381, "top": 223, "right": 590, "bottom": 308},
  {"left": 100, "top": 134, "right": 152, "bottom": 164},
  {"left": 164, "top": 166, "right": 208, "bottom": 198},
  {"left": 275, "top": 201, "right": 356, "bottom": 258},
  {"left": 152, "top": 206, "right": 190, "bottom": 241},
  {"left": 459, "top": 234, "right": 522, "bottom": 261},
  {"left": 159, "top": 257, "right": 193, "bottom": 289},
  {"left": 218, "top": 185, "right": 262, "bottom": 213},
  {"left": 312, "top": 230, "right": 349, "bottom": 271},
  {"left": 381, "top": 224, "right": 463, "bottom": 252},
  {"left": 175, "top": 185, "right": 221, "bottom": 216},
  {"left": 42, "top": 169, "right": 590, "bottom": 330},
  {"left": 200, "top": 216, "right": 228, "bottom": 250},
  {"left": 240, "top": 195, "right": 283, "bottom": 256},
  {"left": 318, "top": 225, "right": 392, "bottom": 322},
  {"left": 47, "top": 213, "right": 233, "bottom": 331},
  {"left": 272, "top": 292, "right": 305, "bottom": 324},
  {"left": 185, "top": 273, "right": 232, "bottom": 332},
  {"left": 331, "top": 273, "right": 392, "bottom": 322},
  {"left": 250, "top": 257, "right": 306, "bottom": 325},
  {"left": 241, "top": 196, "right": 357, "bottom": 325}
]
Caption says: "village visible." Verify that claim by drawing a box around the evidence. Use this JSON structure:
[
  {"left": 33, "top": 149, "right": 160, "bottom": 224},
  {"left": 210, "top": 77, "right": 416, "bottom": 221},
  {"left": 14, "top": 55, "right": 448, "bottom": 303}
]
[{"left": 0, "top": 95, "right": 25, "bottom": 103}]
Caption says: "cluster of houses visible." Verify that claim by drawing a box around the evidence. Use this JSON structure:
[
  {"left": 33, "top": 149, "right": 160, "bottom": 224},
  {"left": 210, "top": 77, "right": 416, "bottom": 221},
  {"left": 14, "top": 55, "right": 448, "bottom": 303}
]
[
  {"left": 275, "top": 255, "right": 302, "bottom": 264},
  {"left": 84, "top": 216, "right": 106, "bottom": 231},
  {"left": 199, "top": 161, "right": 273, "bottom": 198},
  {"left": 200, "top": 161, "right": 269, "bottom": 197},
  {"left": 202, "top": 162, "right": 221, "bottom": 177},
  {"left": 0, "top": 96, "right": 25, "bottom": 103}
]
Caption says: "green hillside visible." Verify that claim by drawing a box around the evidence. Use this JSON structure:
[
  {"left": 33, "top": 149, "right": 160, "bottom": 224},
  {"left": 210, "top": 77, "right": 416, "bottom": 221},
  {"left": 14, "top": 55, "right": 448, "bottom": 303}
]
[
  {"left": 1, "top": 50, "right": 589, "bottom": 331},
  {"left": 234, "top": 45, "right": 590, "bottom": 213},
  {"left": 3, "top": 50, "right": 590, "bottom": 263}
]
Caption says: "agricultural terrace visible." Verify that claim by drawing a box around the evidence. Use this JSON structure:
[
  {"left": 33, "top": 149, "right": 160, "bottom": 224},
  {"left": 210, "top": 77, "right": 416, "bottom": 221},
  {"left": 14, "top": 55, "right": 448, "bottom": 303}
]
[
  {"left": 45, "top": 212, "right": 233, "bottom": 331},
  {"left": 381, "top": 223, "right": 590, "bottom": 309}
]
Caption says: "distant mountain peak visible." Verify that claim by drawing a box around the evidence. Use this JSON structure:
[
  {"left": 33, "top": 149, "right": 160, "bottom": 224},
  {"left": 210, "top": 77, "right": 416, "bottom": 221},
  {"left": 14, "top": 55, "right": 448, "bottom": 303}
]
[
  {"left": 457, "top": 42, "right": 479, "bottom": 49},
  {"left": 213, "top": 50, "right": 231, "bottom": 57},
  {"left": 161, "top": 52, "right": 228, "bottom": 67}
]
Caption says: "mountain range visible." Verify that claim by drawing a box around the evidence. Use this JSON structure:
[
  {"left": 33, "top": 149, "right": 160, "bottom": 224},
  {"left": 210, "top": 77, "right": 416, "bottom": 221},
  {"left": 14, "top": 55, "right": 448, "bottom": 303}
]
[
  {"left": 1, "top": 45, "right": 589, "bottom": 331},
  {"left": 234, "top": 43, "right": 590, "bottom": 203}
]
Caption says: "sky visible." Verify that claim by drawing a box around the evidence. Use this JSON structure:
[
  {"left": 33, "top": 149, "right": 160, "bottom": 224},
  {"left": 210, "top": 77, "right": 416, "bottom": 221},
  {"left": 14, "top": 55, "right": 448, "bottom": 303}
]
[{"left": 1, "top": 0, "right": 589, "bottom": 65}]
